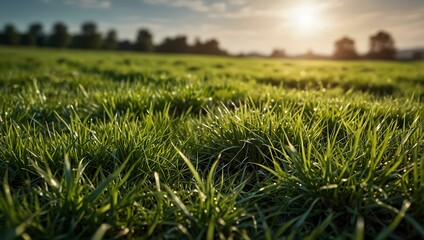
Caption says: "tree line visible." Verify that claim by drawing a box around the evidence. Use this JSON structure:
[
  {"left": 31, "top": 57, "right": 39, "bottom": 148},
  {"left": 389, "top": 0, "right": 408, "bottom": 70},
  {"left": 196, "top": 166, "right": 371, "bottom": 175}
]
[
  {"left": 1, "top": 21, "right": 422, "bottom": 60},
  {"left": 270, "top": 31, "right": 403, "bottom": 60},
  {"left": 332, "top": 31, "right": 398, "bottom": 60},
  {"left": 0, "top": 21, "right": 228, "bottom": 56}
]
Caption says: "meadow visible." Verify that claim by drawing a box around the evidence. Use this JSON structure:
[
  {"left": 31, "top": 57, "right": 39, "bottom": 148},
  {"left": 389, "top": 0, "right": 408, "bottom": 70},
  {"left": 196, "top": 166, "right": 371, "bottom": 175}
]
[{"left": 0, "top": 46, "right": 423, "bottom": 239}]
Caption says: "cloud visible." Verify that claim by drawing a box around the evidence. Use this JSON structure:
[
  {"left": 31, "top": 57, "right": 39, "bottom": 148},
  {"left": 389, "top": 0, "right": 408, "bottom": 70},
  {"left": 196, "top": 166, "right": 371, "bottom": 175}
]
[
  {"left": 41, "top": 0, "right": 112, "bottom": 9},
  {"left": 209, "top": 6, "right": 281, "bottom": 19},
  {"left": 143, "top": 0, "right": 281, "bottom": 18},
  {"left": 228, "top": 0, "right": 247, "bottom": 6},
  {"left": 142, "top": 0, "right": 336, "bottom": 20},
  {"left": 65, "top": 0, "right": 111, "bottom": 9},
  {"left": 143, "top": 0, "right": 207, "bottom": 12},
  {"left": 208, "top": 0, "right": 339, "bottom": 19},
  {"left": 211, "top": 2, "right": 226, "bottom": 12},
  {"left": 143, "top": 0, "right": 229, "bottom": 13}
]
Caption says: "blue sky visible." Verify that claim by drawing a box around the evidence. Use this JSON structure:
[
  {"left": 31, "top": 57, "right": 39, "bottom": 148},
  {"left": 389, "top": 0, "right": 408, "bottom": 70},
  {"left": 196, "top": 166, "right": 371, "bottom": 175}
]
[{"left": 0, "top": 0, "right": 423, "bottom": 55}]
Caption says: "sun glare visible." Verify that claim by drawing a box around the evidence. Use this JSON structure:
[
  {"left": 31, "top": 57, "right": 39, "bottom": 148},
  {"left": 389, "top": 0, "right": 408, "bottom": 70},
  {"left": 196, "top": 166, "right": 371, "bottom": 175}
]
[{"left": 291, "top": 4, "right": 323, "bottom": 33}]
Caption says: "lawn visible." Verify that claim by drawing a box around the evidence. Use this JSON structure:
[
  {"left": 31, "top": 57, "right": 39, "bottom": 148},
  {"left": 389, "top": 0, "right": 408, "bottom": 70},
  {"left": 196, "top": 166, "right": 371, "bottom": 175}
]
[{"left": 0, "top": 47, "right": 423, "bottom": 239}]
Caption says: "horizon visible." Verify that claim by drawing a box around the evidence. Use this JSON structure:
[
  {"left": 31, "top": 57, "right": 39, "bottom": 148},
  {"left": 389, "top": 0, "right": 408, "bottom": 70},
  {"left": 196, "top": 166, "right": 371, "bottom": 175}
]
[{"left": 0, "top": 0, "right": 423, "bottom": 55}]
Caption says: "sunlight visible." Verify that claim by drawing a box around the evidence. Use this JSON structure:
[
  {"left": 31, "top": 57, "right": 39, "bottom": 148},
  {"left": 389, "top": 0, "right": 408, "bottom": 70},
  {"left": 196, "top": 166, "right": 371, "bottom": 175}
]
[{"left": 291, "top": 4, "right": 323, "bottom": 33}]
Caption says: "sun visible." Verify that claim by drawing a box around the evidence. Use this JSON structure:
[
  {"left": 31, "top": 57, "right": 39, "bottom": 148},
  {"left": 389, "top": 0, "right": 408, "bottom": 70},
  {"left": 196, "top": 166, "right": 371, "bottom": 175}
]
[
  {"left": 297, "top": 9, "right": 315, "bottom": 28},
  {"left": 291, "top": 4, "right": 323, "bottom": 33}
]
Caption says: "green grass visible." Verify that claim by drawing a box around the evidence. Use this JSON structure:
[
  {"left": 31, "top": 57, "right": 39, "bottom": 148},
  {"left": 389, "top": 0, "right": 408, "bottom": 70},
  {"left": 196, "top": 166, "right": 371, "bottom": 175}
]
[{"left": 0, "top": 46, "right": 423, "bottom": 239}]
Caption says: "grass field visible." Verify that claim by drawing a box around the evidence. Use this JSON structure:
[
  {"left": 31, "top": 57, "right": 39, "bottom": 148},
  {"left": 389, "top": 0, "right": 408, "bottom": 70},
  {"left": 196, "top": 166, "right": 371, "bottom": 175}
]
[{"left": 0, "top": 46, "right": 423, "bottom": 239}]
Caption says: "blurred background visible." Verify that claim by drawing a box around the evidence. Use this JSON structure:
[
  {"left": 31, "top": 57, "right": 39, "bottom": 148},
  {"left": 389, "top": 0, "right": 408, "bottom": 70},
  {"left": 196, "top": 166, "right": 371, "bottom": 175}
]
[{"left": 0, "top": 0, "right": 423, "bottom": 60}]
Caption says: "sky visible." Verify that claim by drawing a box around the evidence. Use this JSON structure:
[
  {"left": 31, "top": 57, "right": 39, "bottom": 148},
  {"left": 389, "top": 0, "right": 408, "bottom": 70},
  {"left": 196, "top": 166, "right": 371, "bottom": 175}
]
[{"left": 0, "top": 0, "right": 423, "bottom": 55}]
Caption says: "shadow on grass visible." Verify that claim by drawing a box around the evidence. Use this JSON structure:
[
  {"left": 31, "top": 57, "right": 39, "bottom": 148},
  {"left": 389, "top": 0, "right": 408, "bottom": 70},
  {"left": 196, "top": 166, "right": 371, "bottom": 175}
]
[{"left": 256, "top": 77, "right": 397, "bottom": 96}]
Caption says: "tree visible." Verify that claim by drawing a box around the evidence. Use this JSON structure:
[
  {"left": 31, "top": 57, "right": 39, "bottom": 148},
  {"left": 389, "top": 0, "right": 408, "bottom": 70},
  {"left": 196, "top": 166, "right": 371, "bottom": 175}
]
[
  {"left": 191, "top": 38, "right": 205, "bottom": 54},
  {"left": 412, "top": 51, "right": 423, "bottom": 60},
  {"left": 305, "top": 49, "right": 314, "bottom": 58},
  {"left": 201, "top": 39, "right": 227, "bottom": 55},
  {"left": 270, "top": 49, "right": 286, "bottom": 58},
  {"left": 135, "top": 29, "right": 154, "bottom": 52},
  {"left": 103, "top": 29, "right": 117, "bottom": 50},
  {"left": 156, "top": 36, "right": 228, "bottom": 56},
  {"left": 49, "top": 22, "right": 72, "bottom": 48},
  {"left": 333, "top": 36, "right": 358, "bottom": 60},
  {"left": 201, "top": 39, "right": 219, "bottom": 54},
  {"left": 157, "top": 36, "right": 183, "bottom": 53},
  {"left": 23, "top": 23, "right": 44, "bottom": 46},
  {"left": 77, "top": 22, "right": 103, "bottom": 49},
  {"left": 156, "top": 36, "right": 191, "bottom": 53},
  {"left": 117, "top": 40, "right": 134, "bottom": 51},
  {"left": 367, "top": 30, "right": 396, "bottom": 60},
  {"left": 2, "top": 24, "right": 21, "bottom": 45},
  {"left": 191, "top": 38, "right": 227, "bottom": 55}
]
